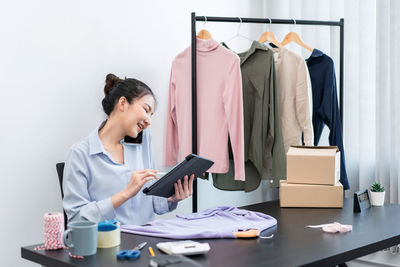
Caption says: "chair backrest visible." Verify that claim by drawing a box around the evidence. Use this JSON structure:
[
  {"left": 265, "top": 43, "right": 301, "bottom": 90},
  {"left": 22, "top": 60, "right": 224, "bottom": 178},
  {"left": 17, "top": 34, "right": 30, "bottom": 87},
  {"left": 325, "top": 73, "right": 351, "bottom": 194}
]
[{"left": 56, "top": 162, "right": 68, "bottom": 229}]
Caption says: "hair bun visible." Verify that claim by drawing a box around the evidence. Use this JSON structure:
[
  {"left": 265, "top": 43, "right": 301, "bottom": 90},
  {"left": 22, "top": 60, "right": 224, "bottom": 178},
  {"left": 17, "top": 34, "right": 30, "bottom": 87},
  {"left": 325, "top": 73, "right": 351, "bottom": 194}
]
[{"left": 104, "top": 73, "right": 121, "bottom": 95}]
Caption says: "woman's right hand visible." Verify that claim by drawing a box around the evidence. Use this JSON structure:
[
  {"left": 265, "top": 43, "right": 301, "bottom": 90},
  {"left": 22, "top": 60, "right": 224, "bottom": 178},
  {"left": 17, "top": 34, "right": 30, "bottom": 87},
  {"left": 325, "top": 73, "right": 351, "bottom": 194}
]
[
  {"left": 112, "top": 169, "right": 157, "bottom": 209},
  {"left": 124, "top": 169, "right": 158, "bottom": 198}
]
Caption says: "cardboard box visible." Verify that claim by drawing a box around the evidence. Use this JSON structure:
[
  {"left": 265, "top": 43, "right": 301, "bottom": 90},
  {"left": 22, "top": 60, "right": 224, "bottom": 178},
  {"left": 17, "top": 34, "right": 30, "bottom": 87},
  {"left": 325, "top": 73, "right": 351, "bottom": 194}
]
[
  {"left": 287, "top": 146, "right": 340, "bottom": 185},
  {"left": 280, "top": 180, "right": 343, "bottom": 208}
]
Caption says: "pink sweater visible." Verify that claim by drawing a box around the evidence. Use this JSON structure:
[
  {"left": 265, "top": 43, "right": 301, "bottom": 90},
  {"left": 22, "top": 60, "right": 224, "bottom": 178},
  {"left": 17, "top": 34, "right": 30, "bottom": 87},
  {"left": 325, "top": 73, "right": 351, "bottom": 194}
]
[{"left": 165, "top": 38, "right": 245, "bottom": 181}]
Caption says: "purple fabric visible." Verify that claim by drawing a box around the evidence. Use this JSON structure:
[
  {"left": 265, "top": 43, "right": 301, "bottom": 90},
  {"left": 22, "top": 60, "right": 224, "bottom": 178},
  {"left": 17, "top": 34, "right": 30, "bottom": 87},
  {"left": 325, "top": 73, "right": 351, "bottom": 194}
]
[{"left": 120, "top": 206, "right": 277, "bottom": 239}]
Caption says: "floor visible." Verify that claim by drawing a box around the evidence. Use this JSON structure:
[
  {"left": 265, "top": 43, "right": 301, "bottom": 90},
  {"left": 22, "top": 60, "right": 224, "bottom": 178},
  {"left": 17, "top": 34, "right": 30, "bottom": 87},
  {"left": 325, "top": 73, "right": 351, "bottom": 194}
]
[{"left": 347, "top": 248, "right": 400, "bottom": 267}]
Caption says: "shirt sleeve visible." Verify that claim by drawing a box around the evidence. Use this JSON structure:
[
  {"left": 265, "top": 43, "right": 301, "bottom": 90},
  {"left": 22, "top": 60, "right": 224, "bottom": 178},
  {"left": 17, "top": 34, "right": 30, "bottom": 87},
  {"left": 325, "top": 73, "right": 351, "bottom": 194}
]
[
  {"left": 305, "top": 61, "right": 314, "bottom": 129},
  {"left": 153, "top": 197, "right": 178, "bottom": 215},
  {"left": 270, "top": 58, "right": 287, "bottom": 184},
  {"left": 320, "top": 65, "right": 349, "bottom": 190},
  {"left": 147, "top": 130, "right": 178, "bottom": 214},
  {"left": 223, "top": 56, "right": 245, "bottom": 181},
  {"left": 63, "top": 147, "right": 116, "bottom": 223},
  {"left": 164, "top": 64, "right": 179, "bottom": 166},
  {"left": 320, "top": 65, "right": 343, "bottom": 147},
  {"left": 295, "top": 59, "right": 314, "bottom": 146}
]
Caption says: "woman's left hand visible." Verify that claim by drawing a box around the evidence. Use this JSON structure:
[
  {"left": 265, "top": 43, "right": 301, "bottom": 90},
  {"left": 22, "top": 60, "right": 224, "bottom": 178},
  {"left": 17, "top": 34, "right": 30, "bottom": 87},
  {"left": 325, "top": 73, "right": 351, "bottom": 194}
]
[{"left": 167, "top": 174, "right": 195, "bottom": 202}]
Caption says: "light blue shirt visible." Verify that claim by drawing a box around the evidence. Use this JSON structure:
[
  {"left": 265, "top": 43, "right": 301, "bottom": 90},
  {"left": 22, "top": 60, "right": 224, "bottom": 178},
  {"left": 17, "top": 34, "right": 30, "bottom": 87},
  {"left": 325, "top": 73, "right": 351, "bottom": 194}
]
[{"left": 63, "top": 122, "right": 177, "bottom": 225}]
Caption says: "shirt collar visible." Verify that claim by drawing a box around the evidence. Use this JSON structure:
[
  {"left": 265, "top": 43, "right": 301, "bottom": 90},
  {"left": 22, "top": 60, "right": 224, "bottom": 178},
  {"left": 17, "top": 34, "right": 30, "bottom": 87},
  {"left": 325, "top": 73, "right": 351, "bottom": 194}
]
[
  {"left": 306, "top": 48, "right": 324, "bottom": 61},
  {"left": 89, "top": 121, "right": 142, "bottom": 155},
  {"left": 222, "top": 41, "right": 269, "bottom": 65},
  {"left": 269, "top": 46, "right": 289, "bottom": 65},
  {"left": 238, "top": 41, "right": 269, "bottom": 65},
  {"left": 270, "top": 46, "right": 289, "bottom": 55},
  {"left": 88, "top": 120, "right": 108, "bottom": 156},
  {"left": 196, "top": 37, "right": 220, "bottom": 52}
]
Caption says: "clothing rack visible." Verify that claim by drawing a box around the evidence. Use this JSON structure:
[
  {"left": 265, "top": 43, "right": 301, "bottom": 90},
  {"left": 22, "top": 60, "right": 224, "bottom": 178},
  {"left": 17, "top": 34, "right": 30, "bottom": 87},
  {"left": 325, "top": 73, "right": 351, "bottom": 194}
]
[{"left": 191, "top": 12, "right": 345, "bottom": 212}]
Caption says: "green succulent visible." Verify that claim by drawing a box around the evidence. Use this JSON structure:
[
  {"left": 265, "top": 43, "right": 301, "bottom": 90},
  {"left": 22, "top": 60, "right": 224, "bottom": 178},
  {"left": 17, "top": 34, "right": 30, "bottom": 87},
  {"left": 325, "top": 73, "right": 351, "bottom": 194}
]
[{"left": 370, "top": 182, "right": 385, "bottom": 192}]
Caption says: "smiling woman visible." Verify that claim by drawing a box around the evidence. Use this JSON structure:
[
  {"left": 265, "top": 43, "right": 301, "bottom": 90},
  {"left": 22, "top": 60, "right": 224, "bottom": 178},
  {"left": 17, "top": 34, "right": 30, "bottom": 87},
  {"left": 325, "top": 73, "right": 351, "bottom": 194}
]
[
  {"left": 100, "top": 74, "right": 156, "bottom": 150},
  {"left": 99, "top": 74, "right": 156, "bottom": 164},
  {"left": 62, "top": 74, "right": 194, "bottom": 225}
]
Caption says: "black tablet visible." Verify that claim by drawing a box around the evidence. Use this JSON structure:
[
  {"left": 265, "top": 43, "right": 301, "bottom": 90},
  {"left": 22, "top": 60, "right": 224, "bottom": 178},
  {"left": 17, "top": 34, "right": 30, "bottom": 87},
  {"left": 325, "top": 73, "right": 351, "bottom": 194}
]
[{"left": 143, "top": 154, "right": 214, "bottom": 198}]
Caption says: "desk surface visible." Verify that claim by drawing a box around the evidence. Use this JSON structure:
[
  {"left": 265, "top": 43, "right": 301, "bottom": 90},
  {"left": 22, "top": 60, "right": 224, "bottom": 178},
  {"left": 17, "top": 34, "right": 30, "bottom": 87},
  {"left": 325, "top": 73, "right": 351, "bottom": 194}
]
[{"left": 21, "top": 199, "right": 400, "bottom": 267}]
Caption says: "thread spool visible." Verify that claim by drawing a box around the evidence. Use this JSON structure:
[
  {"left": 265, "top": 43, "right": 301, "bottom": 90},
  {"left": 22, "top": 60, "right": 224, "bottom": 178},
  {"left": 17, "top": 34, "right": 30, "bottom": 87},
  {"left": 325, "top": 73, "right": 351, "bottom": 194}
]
[{"left": 35, "top": 212, "right": 65, "bottom": 251}]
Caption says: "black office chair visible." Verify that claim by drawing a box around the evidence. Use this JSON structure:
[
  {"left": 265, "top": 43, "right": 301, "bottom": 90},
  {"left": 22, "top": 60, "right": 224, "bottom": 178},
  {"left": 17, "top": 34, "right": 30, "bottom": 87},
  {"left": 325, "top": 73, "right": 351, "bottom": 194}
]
[{"left": 56, "top": 162, "right": 68, "bottom": 230}]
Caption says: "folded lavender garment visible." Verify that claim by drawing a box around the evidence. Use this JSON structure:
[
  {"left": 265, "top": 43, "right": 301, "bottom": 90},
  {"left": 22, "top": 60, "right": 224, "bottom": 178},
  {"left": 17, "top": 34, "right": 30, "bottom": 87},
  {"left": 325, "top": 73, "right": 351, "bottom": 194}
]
[{"left": 121, "top": 206, "right": 277, "bottom": 239}]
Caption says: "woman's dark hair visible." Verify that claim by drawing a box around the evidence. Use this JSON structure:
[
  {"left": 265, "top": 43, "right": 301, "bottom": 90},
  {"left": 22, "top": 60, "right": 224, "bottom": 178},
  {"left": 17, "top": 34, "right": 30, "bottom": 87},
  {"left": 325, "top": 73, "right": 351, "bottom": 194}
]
[{"left": 102, "top": 73, "right": 156, "bottom": 116}]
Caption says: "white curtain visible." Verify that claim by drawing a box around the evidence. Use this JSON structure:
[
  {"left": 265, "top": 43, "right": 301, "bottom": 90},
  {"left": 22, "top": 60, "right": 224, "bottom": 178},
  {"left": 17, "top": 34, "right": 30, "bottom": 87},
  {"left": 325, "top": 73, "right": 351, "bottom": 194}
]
[
  {"left": 265, "top": 0, "right": 400, "bottom": 203},
  {"left": 375, "top": 0, "right": 400, "bottom": 204}
]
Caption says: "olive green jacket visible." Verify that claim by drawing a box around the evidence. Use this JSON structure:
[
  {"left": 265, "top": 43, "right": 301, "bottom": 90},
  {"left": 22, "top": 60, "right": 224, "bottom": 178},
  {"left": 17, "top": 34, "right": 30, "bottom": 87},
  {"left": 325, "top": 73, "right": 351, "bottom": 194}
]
[{"left": 213, "top": 41, "right": 286, "bottom": 191}]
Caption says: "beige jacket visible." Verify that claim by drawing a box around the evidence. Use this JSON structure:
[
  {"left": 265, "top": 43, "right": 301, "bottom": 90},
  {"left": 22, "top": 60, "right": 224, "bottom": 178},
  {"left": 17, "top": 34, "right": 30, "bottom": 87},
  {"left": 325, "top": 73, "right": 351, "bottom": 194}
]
[{"left": 271, "top": 47, "right": 313, "bottom": 152}]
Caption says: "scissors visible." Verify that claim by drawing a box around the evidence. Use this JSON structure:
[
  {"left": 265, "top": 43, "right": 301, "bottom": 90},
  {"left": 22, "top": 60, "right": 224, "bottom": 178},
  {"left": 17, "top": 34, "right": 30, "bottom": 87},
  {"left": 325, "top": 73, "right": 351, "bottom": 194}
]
[{"left": 116, "top": 242, "right": 147, "bottom": 260}]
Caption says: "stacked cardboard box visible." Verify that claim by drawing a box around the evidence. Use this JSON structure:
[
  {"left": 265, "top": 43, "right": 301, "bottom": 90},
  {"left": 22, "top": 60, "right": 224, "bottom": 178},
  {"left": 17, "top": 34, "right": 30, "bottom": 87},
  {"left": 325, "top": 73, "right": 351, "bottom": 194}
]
[{"left": 280, "top": 146, "right": 343, "bottom": 208}]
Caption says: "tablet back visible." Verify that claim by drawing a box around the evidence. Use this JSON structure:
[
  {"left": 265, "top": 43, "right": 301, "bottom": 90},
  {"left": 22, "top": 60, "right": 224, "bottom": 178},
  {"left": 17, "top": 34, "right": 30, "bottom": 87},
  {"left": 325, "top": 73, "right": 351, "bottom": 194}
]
[{"left": 143, "top": 154, "right": 214, "bottom": 198}]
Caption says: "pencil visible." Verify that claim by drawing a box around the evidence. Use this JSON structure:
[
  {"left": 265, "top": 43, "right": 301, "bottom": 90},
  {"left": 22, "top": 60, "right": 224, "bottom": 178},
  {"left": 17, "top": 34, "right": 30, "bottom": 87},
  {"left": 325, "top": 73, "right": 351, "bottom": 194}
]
[{"left": 148, "top": 246, "right": 155, "bottom": 257}]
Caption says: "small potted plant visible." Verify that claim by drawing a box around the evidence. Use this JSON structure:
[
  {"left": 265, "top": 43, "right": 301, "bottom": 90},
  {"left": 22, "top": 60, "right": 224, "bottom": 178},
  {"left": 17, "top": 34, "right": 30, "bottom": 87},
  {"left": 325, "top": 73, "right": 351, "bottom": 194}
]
[{"left": 369, "top": 182, "right": 385, "bottom": 206}]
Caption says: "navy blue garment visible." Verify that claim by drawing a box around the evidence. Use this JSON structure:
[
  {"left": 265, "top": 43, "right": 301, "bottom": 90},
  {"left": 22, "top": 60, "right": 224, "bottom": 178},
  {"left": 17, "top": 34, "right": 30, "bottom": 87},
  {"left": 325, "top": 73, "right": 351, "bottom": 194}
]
[{"left": 306, "top": 49, "right": 349, "bottom": 190}]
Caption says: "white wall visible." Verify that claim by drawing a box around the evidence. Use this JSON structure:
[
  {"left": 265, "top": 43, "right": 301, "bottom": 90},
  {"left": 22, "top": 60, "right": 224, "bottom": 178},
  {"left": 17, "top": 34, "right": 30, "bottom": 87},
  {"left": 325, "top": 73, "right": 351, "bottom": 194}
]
[{"left": 0, "top": 1, "right": 279, "bottom": 266}]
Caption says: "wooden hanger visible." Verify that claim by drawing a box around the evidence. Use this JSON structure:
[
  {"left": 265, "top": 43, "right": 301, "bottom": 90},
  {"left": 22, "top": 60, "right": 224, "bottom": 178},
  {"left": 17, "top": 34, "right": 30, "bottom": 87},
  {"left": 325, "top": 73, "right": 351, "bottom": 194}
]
[
  {"left": 281, "top": 32, "right": 313, "bottom": 52},
  {"left": 280, "top": 19, "right": 313, "bottom": 52},
  {"left": 197, "top": 29, "right": 212, "bottom": 40},
  {"left": 197, "top": 16, "right": 212, "bottom": 40},
  {"left": 259, "top": 32, "right": 282, "bottom": 47},
  {"left": 258, "top": 18, "right": 282, "bottom": 48}
]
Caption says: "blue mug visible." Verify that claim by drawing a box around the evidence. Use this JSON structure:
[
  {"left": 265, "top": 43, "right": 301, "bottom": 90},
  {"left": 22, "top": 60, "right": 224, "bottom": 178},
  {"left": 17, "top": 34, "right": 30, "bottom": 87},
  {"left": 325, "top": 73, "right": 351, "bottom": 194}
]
[{"left": 63, "top": 221, "right": 97, "bottom": 256}]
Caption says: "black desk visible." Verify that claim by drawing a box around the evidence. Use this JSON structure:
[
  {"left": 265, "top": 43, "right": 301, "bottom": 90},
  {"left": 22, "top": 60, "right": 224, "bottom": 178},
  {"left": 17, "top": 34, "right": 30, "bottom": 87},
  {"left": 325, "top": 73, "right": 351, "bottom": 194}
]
[{"left": 21, "top": 199, "right": 400, "bottom": 266}]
